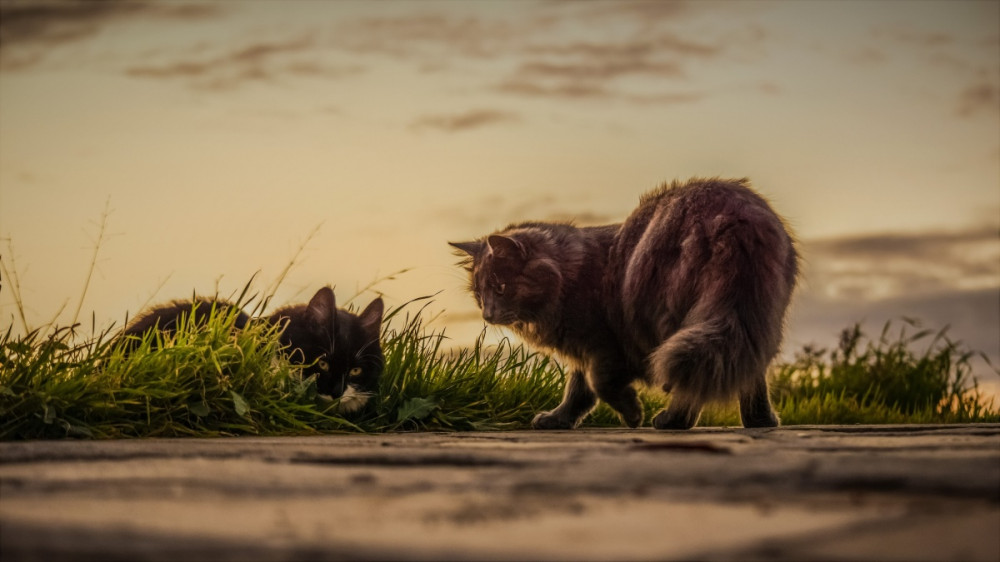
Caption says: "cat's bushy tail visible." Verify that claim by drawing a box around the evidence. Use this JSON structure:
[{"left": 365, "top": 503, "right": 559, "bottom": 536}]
[
  {"left": 649, "top": 255, "right": 795, "bottom": 405},
  {"left": 650, "top": 311, "right": 764, "bottom": 403}
]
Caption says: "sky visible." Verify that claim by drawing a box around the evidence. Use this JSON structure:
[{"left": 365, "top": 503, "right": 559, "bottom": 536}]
[{"left": 1, "top": 0, "right": 998, "bottom": 393}]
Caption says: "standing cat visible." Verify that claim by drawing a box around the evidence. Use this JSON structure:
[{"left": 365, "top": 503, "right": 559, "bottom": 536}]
[
  {"left": 122, "top": 287, "right": 384, "bottom": 412},
  {"left": 451, "top": 177, "right": 798, "bottom": 429}
]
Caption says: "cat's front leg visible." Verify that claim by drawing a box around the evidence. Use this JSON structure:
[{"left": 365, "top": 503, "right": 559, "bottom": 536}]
[
  {"left": 589, "top": 365, "right": 643, "bottom": 429},
  {"left": 532, "top": 369, "right": 597, "bottom": 429}
]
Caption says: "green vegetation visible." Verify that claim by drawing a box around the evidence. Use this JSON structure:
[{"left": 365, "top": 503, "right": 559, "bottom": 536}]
[{"left": 1, "top": 294, "right": 997, "bottom": 439}]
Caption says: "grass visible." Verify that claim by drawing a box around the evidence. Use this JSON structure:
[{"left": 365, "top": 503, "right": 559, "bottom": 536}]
[{"left": 1, "top": 292, "right": 997, "bottom": 439}]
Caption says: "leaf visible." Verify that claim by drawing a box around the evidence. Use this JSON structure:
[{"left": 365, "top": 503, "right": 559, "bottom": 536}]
[
  {"left": 43, "top": 404, "right": 56, "bottom": 424},
  {"left": 396, "top": 397, "right": 437, "bottom": 423},
  {"left": 230, "top": 391, "right": 250, "bottom": 417},
  {"left": 66, "top": 424, "right": 94, "bottom": 438},
  {"left": 188, "top": 401, "right": 211, "bottom": 417}
]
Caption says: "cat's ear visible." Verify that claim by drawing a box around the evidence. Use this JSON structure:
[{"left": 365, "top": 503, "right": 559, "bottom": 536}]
[
  {"left": 487, "top": 235, "right": 526, "bottom": 260},
  {"left": 358, "top": 297, "right": 384, "bottom": 339},
  {"left": 307, "top": 286, "right": 337, "bottom": 326},
  {"left": 449, "top": 240, "right": 483, "bottom": 257}
]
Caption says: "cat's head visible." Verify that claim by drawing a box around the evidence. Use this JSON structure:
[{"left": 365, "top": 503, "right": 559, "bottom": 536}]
[
  {"left": 277, "top": 287, "right": 384, "bottom": 410},
  {"left": 449, "top": 230, "right": 563, "bottom": 326},
  {"left": 332, "top": 296, "right": 384, "bottom": 413}
]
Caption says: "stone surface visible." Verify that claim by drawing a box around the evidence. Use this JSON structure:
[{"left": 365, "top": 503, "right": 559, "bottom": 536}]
[{"left": 1, "top": 425, "right": 998, "bottom": 561}]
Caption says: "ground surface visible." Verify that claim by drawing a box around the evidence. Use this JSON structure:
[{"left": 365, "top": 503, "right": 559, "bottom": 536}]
[{"left": 1, "top": 425, "right": 998, "bottom": 561}]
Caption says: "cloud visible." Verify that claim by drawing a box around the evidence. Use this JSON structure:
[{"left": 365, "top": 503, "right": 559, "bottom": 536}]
[
  {"left": 495, "top": 32, "right": 724, "bottom": 103},
  {"left": 806, "top": 227, "right": 998, "bottom": 258},
  {"left": 125, "top": 36, "right": 362, "bottom": 91},
  {"left": 789, "top": 226, "right": 1000, "bottom": 364},
  {"left": 410, "top": 109, "right": 520, "bottom": 133},
  {"left": 495, "top": 78, "right": 613, "bottom": 100},
  {"left": 801, "top": 227, "right": 1000, "bottom": 302},
  {"left": 761, "top": 226, "right": 1000, "bottom": 373},
  {"left": 845, "top": 46, "right": 886, "bottom": 65},
  {"left": 0, "top": 0, "right": 219, "bottom": 70},
  {"left": 332, "top": 12, "right": 531, "bottom": 60},
  {"left": 868, "top": 21, "right": 999, "bottom": 119},
  {"left": 329, "top": 5, "right": 757, "bottom": 106},
  {"left": 957, "top": 80, "right": 1000, "bottom": 118},
  {"left": 565, "top": 0, "right": 705, "bottom": 27},
  {"left": 438, "top": 192, "right": 623, "bottom": 234},
  {"left": 787, "top": 286, "right": 1000, "bottom": 366}
]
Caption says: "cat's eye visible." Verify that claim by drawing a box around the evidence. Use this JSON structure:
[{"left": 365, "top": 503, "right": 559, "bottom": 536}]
[
  {"left": 349, "top": 367, "right": 363, "bottom": 377},
  {"left": 317, "top": 359, "right": 330, "bottom": 372}
]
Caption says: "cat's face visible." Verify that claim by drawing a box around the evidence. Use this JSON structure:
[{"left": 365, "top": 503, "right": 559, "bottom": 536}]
[
  {"left": 450, "top": 234, "right": 561, "bottom": 326},
  {"left": 330, "top": 299, "right": 384, "bottom": 413},
  {"left": 278, "top": 288, "right": 384, "bottom": 411}
]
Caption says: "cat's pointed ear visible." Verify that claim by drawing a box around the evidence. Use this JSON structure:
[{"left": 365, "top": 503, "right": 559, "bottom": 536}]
[
  {"left": 449, "top": 240, "right": 483, "bottom": 257},
  {"left": 307, "top": 286, "right": 337, "bottom": 326},
  {"left": 358, "top": 297, "right": 384, "bottom": 339},
  {"left": 487, "top": 235, "right": 526, "bottom": 260}
]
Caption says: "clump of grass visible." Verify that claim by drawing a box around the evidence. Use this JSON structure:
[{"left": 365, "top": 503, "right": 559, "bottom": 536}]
[
  {"left": 768, "top": 320, "right": 999, "bottom": 425},
  {"left": 357, "top": 299, "right": 565, "bottom": 431},
  {"left": 0, "top": 300, "right": 355, "bottom": 439}
]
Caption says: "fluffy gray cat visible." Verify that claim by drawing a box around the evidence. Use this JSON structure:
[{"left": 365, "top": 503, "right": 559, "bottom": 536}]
[{"left": 450, "top": 177, "right": 798, "bottom": 429}]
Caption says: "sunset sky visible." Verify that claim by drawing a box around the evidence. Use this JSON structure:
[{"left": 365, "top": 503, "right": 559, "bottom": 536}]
[{"left": 1, "top": 1, "right": 998, "bottom": 392}]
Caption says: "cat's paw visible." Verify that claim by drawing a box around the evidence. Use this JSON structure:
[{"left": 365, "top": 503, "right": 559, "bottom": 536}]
[
  {"left": 741, "top": 411, "right": 780, "bottom": 428},
  {"left": 621, "top": 409, "right": 643, "bottom": 429},
  {"left": 531, "top": 411, "right": 575, "bottom": 430},
  {"left": 652, "top": 408, "right": 698, "bottom": 430}
]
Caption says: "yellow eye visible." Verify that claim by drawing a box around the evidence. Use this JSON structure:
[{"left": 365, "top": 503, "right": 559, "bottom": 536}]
[
  {"left": 317, "top": 359, "right": 330, "bottom": 371},
  {"left": 349, "top": 367, "right": 363, "bottom": 377}
]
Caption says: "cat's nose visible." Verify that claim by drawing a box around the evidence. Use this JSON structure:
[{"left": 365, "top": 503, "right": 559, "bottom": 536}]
[{"left": 482, "top": 307, "right": 497, "bottom": 323}]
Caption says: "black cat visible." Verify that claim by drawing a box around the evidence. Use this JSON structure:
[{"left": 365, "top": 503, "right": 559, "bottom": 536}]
[
  {"left": 451, "top": 177, "right": 798, "bottom": 430},
  {"left": 122, "top": 287, "right": 384, "bottom": 412}
]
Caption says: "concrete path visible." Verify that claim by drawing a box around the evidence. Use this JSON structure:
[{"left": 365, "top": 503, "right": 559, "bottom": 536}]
[{"left": 2, "top": 425, "right": 998, "bottom": 561}]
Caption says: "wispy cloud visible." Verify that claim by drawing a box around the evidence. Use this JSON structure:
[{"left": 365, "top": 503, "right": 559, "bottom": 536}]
[
  {"left": 125, "top": 36, "right": 362, "bottom": 91},
  {"left": 410, "top": 109, "right": 519, "bottom": 133},
  {"left": 789, "top": 286, "right": 1000, "bottom": 365},
  {"left": 801, "top": 226, "right": 1000, "bottom": 302},
  {"left": 329, "top": 5, "right": 754, "bottom": 106},
  {"left": 869, "top": 21, "right": 999, "bottom": 119},
  {"left": 495, "top": 30, "right": 729, "bottom": 104},
  {"left": 332, "top": 12, "right": 531, "bottom": 60},
  {"left": 781, "top": 226, "right": 1000, "bottom": 362},
  {"left": 957, "top": 80, "right": 1000, "bottom": 118},
  {"left": 0, "top": 0, "right": 220, "bottom": 70},
  {"left": 440, "top": 192, "right": 624, "bottom": 233}
]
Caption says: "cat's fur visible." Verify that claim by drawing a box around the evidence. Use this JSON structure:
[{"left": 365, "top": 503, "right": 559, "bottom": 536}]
[
  {"left": 451, "top": 177, "right": 798, "bottom": 429},
  {"left": 122, "top": 287, "right": 384, "bottom": 413}
]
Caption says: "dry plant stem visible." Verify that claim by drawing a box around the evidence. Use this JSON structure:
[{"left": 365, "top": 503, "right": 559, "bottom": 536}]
[
  {"left": 0, "top": 241, "right": 29, "bottom": 332},
  {"left": 70, "top": 199, "right": 112, "bottom": 329},
  {"left": 262, "top": 223, "right": 323, "bottom": 311},
  {"left": 346, "top": 268, "right": 415, "bottom": 307}
]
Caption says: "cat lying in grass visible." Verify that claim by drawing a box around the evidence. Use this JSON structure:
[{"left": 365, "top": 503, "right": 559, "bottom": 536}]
[
  {"left": 451, "top": 177, "right": 798, "bottom": 429},
  {"left": 122, "top": 287, "right": 384, "bottom": 413}
]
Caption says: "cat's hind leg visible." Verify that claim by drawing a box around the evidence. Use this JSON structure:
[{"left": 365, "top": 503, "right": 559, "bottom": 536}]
[
  {"left": 652, "top": 394, "right": 702, "bottom": 430},
  {"left": 739, "top": 374, "right": 779, "bottom": 428},
  {"left": 532, "top": 369, "right": 597, "bottom": 429}
]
